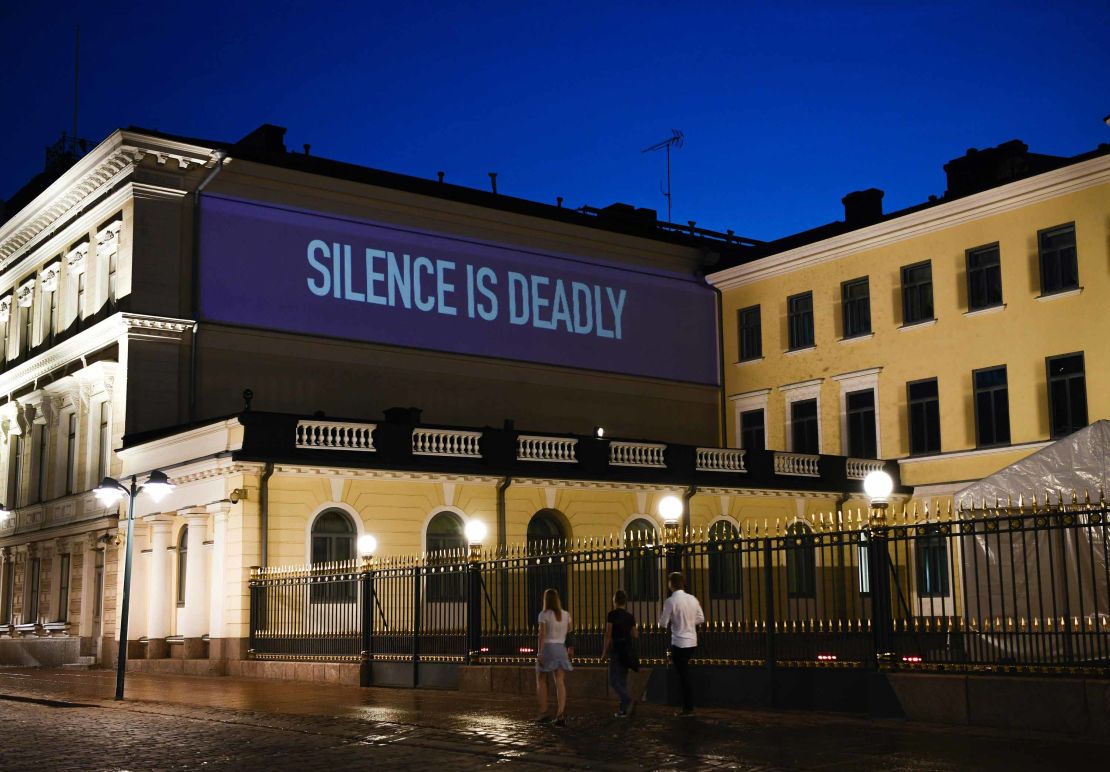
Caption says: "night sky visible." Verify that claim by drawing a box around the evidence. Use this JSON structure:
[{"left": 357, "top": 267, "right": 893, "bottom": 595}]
[{"left": 1, "top": 1, "right": 1107, "bottom": 240}]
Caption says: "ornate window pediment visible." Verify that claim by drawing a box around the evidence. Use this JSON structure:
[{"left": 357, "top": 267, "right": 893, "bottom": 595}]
[
  {"left": 0, "top": 294, "right": 12, "bottom": 323},
  {"left": 40, "top": 260, "right": 62, "bottom": 293},
  {"left": 16, "top": 278, "right": 35, "bottom": 308},
  {"left": 97, "top": 219, "right": 122, "bottom": 258},
  {"left": 66, "top": 241, "right": 89, "bottom": 273}
]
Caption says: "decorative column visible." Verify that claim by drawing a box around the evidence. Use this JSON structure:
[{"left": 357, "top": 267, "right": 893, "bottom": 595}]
[
  {"left": 144, "top": 515, "right": 173, "bottom": 658},
  {"left": 181, "top": 507, "right": 210, "bottom": 658},
  {"left": 206, "top": 502, "right": 230, "bottom": 659}
]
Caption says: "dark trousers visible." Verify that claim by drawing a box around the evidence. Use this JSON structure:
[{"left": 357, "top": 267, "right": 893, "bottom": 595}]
[
  {"left": 670, "top": 645, "right": 696, "bottom": 711},
  {"left": 608, "top": 658, "right": 631, "bottom": 712}
]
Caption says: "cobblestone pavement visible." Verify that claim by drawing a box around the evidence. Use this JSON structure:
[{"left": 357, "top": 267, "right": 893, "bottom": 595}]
[{"left": 0, "top": 668, "right": 1103, "bottom": 771}]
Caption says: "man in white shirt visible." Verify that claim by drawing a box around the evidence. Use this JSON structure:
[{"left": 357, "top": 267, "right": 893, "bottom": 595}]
[{"left": 658, "top": 571, "right": 704, "bottom": 716}]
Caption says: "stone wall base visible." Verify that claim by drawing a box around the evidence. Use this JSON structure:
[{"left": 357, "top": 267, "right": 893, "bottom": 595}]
[
  {"left": 0, "top": 637, "right": 81, "bottom": 667},
  {"left": 126, "top": 658, "right": 228, "bottom": 676},
  {"left": 459, "top": 665, "right": 647, "bottom": 702},
  {"left": 229, "top": 659, "right": 362, "bottom": 686}
]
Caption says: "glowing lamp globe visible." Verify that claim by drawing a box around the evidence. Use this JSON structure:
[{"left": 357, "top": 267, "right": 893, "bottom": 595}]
[
  {"left": 658, "top": 495, "right": 683, "bottom": 526},
  {"left": 357, "top": 534, "right": 378, "bottom": 556},
  {"left": 143, "top": 471, "right": 175, "bottom": 503},
  {"left": 863, "top": 470, "right": 894, "bottom": 505},
  {"left": 95, "top": 478, "right": 126, "bottom": 508},
  {"left": 464, "top": 519, "right": 488, "bottom": 545}
]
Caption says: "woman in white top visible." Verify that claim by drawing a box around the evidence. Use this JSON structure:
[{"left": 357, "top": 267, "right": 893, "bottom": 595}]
[{"left": 535, "top": 587, "right": 573, "bottom": 725}]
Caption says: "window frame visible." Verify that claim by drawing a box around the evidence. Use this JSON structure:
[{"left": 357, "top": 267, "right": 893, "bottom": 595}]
[
  {"left": 915, "top": 525, "right": 951, "bottom": 598},
  {"left": 425, "top": 511, "right": 466, "bottom": 602},
  {"left": 787, "top": 291, "right": 815, "bottom": 351},
  {"left": 707, "top": 520, "right": 742, "bottom": 599},
  {"left": 840, "top": 276, "right": 871, "bottom": 339},
  {"left": 176, "top": 526, "right": 188, "bottom": 608},
  {"left": 965, "top": 243, "right": 1003, "bottom": 312},
  {"left": 309, "top": 510, "right": 357, "bottom": 604},
  {"left": 845, "top": 388, "right": 877, "bottom": 458},
  {"left": 790, "top": 398, "right": 820, "bottom": 454},
  {"left": 739, "top": 408, "right": 765, "bottom": 451},
  {"left": 1037, "top": 222, "right": 1078, "bottom": 297},
  {"left": 973, "top": 365, "right": 1011, "bottom": 448},
  {"left": 737, "top": 305, "right": 762, "bottom": 362},
  {"left": 900, "top": 260, "right": 934, "bottom": 326},
  {"left": 1045, "top": 352, "right": 1087, "bottom": 439},
  {"left": 56, "top": 553, "right": 71, "bottom": 623},
  {"left": 65, "top": 412, "right": 77, "bottom": 496},
  {"left": 623, "top": 518, "right": 660, "bottom": 602},
  {"left": 786, "top": 523, "right": 817, "bottom": 599},
  {"left": 906, "top": 378, "right": 941, "bottom": 456}
]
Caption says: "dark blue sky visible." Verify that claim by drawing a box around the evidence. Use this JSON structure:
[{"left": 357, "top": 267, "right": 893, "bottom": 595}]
[{"left": 2, "top": 1, "right": 1107, "bottom": 240}]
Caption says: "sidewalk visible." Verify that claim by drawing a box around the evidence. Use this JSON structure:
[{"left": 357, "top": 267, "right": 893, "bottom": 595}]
[{"left": 0, "top": 667, "right": 1102, "bottom": 771}]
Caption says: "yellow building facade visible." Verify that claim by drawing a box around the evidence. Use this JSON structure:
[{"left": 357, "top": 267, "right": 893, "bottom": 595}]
[{"left": 709, "top": 143, "right": 1110, "bottom": 504}]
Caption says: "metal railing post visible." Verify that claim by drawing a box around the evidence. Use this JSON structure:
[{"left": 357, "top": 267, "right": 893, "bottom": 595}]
[
  {"left": 248, "top": 566, "right": 261, "bottom": 657},
  {"left": 466, "top": 545, "right": 482, "bottom": 664},
  {"left": 867, "top": 506, "right": 894, "bottom": 666},
  {"left": 359, "top": 557, "right": 374, "bottom": 687},
  {"left": 762, "top": 537, "right": 776, "bottom": 706},
  {"left": 412, "top": 562, "right": 422, "bottom": 687}
]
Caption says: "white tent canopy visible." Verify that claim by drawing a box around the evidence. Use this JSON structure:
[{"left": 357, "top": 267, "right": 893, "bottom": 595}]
[{"left": 954, "top": 420, "right": 1110, "bottom": 510}]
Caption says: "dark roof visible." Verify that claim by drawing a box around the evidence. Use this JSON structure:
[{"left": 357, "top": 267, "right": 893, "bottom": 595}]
[
  {"left": 717, "top": 139, "right": 1110, "bottom": 269},
  {"left": 122, "top": 124, "right": 761, "bottom": 268}
]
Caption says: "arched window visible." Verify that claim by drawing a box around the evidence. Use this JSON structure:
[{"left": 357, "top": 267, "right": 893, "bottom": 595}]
[
  {"left": 708, "top": 520, "right": 742, "bottom": 599},
  {"left": 310, "top": 509, "right": 356, "bottom": 603},
  {"left": 786, "top": 522, "right": 816, "bottom": 598},
  {"left": 311, "top": 510, "right": 355, "bottom": 564},
  {"left": 623, "top": 518, "right": 659, "bottom": 602},
  {"left": 527, "top": 510, "right": 568, "bottom": 621},
  {"left": 426, "top": 511, "right": 466, "bottom": 602},
  {"left": 176, "top": 527, "right": 188, "bottom": 608}
]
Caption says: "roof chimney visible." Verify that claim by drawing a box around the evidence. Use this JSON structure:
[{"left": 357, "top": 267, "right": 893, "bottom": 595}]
[
  {"left": 941, "top": 140, "right": 1062, "bottom": 198},
  {"left": 235, "top": 124, "right": 287, "bottom": 154},
  {"left": 841, "top": 188, "right": 884, "bottom": 226}
]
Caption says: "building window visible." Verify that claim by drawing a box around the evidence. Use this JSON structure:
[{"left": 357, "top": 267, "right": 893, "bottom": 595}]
[
  {"left": 623, "top": 518, "right": 659, "bottom": 602},
  {"left": 790, "top": 398, "right": 819, "bottom": 454},
  {"left": 787, "top": 292, "right": 814, "bottom": 350},
  {"left": 845, "top": 389, "right": 877, "bottom": 458},
  {"left": 77, "top": 273, "right": 87, "bottom": 319},
  {"left": 11, "top": 434, "right": 26, "bottom": 508},
  {"left": 974, "top": 366, "right": 1010, "bottom": 447},
  {"left": 841, "top": 277, "right": 871, "bottom": 338},
  {"left": 738, "top": 305, "right": 762, "bottom": 361},
  {"left": 740, "top": 408, "right": 765, "bottom": 451},
  {"left": 176, "top": 527, "right": 188, "bottom": 608},
  {"left": 527, "top": 510, "right": 568, "bottom": 620},
  {"left": 786, "top": 523, "right": 816, "bottom": 599},
  {"left": 310, "top": 510, "right": 356, "bottom": 603},
  {"left": 966, "top": 244, "right": 1002, "bottom": 311},
  {"left": 97, "top": 401, "right": 111, "bottom": 483},
  {"left": 32, "top": 425, "right": 47, "bottom": 505},
  {"left": 1, "top": 559, "right": 14, "bottom": 623},
  {"left": 1046, "top": 353, "right": 1087, "bottom": 438},
  {"left": 901, "top": 261, "right": 934, "bottom": 325},
  {"left": 857, "top": 531, "right": 871, "bottom": 595},
  {"left": 907, "top": 379, "right": 941, "bottom": 455},
  {"left": 1038, "top": 224, "right": 1078, "bottom": 295},
  {"left": 108, "top": 250, "right": 118, "bottom": 305},
  {"left": 56, "top": 553, "right": 70, "bottom": 622},
  {"left": 708, "top": 520, "right": 741, "bottom": 599},
  {"left": 425, "top": 511, "right": 466, "bottom": 602},
  {"left": 27, "top": 557, "right": 41, "bottom": 622},
  {"left": 20, "top": 305, "right": 32, "bottom": 354},
  {"left": 93, "top": 549, "right": 104, "bottom": 625},
  {"left": 65, "top": 413, "right": 77, "bottom": 495},
  {"left": 915, "top": 525, "right": 950, "bottom": 598}
]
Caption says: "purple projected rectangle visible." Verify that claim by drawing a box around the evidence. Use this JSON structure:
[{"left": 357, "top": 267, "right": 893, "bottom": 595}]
[{"left": 198, "top": 195, "right": 719, "bottom": 385}]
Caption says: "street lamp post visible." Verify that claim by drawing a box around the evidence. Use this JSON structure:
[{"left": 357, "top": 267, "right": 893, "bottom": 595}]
[
  {"left": 357, "top": 534, "right": 377, "bottom": 687},
  {"left": 862, "top": 470, "right": 895, "bottom": 664},
  {"left": 464, "top": 520, "right": 487, "bottom": 663},
  {"left": 95, "top": 471, "right": 174, "bottom": 701},
  {"left": 658, "top": 495, "right": 684, "bottom": 577}
]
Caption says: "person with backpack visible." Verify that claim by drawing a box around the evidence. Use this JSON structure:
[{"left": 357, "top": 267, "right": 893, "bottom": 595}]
[{"left": 601, "top": 589, "right": 639, "bottom": 718}]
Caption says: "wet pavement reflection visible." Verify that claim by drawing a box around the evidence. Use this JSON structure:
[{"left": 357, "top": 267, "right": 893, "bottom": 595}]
[{"left": 0, "top": 667, "right": 1103, "bottom": 770}]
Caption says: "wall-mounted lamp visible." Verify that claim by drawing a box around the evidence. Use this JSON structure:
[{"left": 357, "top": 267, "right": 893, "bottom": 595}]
[
  {"left": 228, "top": 488, "right": 247, "bottom": 504},
  {"left": 357, "top": 534, "right": 378, "bottom": 557},
  {"left": 594, "top": 426, "right": 605, "bottom": 438}
]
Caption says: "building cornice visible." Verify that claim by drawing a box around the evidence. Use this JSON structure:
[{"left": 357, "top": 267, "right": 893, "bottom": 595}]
[
  {"left": 0, "top": 312, "right": 194, "bottom": 397},
  {"left": 0, "top": 130, "right": 216, "bottom": 274},
  {"left": 708, "top": 154, "right": 1110, "bottom": 290}
]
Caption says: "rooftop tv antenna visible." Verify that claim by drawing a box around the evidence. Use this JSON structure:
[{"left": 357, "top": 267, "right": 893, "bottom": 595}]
[{"left": 642, "top": 129, "right": 684, "bottom": 222}]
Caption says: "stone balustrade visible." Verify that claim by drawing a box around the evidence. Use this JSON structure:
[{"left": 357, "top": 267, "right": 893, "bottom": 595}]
[
  {"left": 609, "top": 441, "right": 666, "bottom": 468},
  {"left": 774, "top": 452, "right": 820, "bottom": 477},
  {"left": 517, "top": 435, "right": 578, "bottom": 463},
  {"left": 412, "top": 428, "right": 483, "bottom": 458},
  {"left": 295, "top": 420, "right": 376, "bottom": 451},
  {"left": 696, "top": 447, "right": 747, "bottom": 472}
]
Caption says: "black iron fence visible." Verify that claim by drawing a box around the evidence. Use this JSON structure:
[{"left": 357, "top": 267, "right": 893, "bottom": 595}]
[{"left": 249, "top": 497, "right": 1110, "bottom": 679}]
